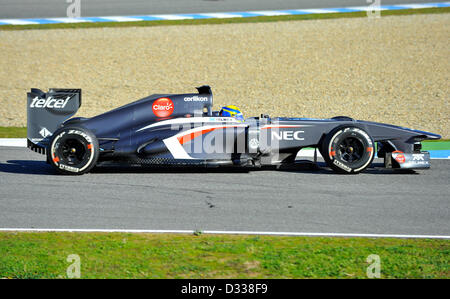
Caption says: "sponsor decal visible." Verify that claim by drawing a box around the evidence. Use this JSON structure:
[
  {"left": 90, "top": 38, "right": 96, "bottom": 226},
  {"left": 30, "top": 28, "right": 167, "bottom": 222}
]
[
  {"left": 39, "top": 127, "right": 52, "bottom": 138},
  {"left": 412, "top": 154, "right": 425, "bottom": 161},
  {"left": 184, "top": 96, "right": 208, "bottom": 102},
  {"left": 249, "top": 138, "right": 259, "bottom": 150},
  {"left": 392, "top": 151, "right": 406, "bottom": 164},
  {"left": 208, "top": 117, "right": 236, "bottom": 122},
  {"left": 271, "top": 130, "right": 304, "bottom": 141},
  {"left": 333, "top": 160, "right": 352, "bottom": 172},
  {"left": 152, "top": 97, "right": 174, "bottom": 118},
  {"left": 59, "top": 164, "right": 80, "bottom": 172},
  {"left": 68, "top": 130, "right": 92, "bottom": 143},
  {"left": 30, "top": 96, "right": 71, "bottom": 109}
]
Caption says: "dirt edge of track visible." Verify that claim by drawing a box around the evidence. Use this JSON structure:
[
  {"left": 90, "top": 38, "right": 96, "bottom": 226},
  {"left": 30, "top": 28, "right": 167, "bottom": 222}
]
[{"left": 0, "top": 13, "right": 448, "bottom": 137}]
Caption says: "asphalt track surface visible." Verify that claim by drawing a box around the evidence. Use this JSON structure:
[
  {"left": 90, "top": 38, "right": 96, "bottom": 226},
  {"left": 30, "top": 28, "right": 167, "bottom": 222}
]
[
  {"left": 0, "top": 146, "right": 449, "bottom": 236},
  {"left": 0, "top": 0, "right": 446, "bottom": 18}
]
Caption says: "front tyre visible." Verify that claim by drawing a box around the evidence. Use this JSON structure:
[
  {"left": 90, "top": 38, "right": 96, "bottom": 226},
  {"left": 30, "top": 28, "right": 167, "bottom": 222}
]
[
  {"left": 321, "top": 126, "right": 375, "bottom": 174},
  {"left": 47, "top": 126, "right": 99, "bottom": 175}
]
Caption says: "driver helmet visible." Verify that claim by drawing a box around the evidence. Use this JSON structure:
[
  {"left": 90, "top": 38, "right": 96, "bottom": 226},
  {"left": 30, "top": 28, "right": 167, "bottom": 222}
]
[{"left": 219, "top": 105, "right": 244, "bottom": 122}]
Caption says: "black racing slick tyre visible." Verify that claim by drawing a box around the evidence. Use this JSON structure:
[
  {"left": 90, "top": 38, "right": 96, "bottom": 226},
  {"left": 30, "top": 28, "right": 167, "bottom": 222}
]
[
  {"left": 47, "top": 126, "right": 99, "bottom": 175},
  {"left": 321, "top": 126, "right": 375, "bottom": 174}
]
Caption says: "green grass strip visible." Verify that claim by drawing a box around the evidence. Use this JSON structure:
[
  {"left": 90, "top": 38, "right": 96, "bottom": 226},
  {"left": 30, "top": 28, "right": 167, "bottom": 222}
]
[
  {"left": 0, "top": 7, "right": 448, "bottom": 31},
  {"left": 422, "top": 141, "right": 450, "bottom": 151},
  {"left": 0, "top": 127, "right": 26, "bottom": 138},
  {"left": 0, "top": 232, "right": 448, "bottom": 279}
]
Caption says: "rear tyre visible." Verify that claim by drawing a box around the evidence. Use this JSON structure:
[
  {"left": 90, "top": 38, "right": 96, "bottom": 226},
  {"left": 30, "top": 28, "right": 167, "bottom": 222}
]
[
  {"left": 47, "top": 126, "right": 99, "bottom": 175},
  {"left": 321, "top": 126, "right": 375, "bottom": 174}
]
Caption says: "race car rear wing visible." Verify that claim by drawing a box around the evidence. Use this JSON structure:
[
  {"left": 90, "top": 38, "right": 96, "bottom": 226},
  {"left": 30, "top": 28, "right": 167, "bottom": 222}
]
[{"left": 27, "top": 88, "right": 81, "bottom": 154}]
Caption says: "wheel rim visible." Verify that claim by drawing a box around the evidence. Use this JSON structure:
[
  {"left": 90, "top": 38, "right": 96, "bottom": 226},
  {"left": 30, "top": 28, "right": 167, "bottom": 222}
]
[
  {"left": 338, "top": 137, "right": 364, "bottom": 163},
  {"left": 58, "top": 138, "right": 87, "bottom": 166}
]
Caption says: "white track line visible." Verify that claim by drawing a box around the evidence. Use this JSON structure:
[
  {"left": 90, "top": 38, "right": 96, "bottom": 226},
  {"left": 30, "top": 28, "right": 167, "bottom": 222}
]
[
  {"left": 47, "top": 18, "right": 93, "bottom": 23},
  {"left": 0, "top": 19, "right": 38, "bottom": 25},
  {"left": 99, "top": 16, "right": 144, "bottom": 22},
  {"left": 347, "top": 6, "right": 390, "bottom": 11},
  {"left": 247, "top": 10, "right": 291, "bottom": 16},
  {"left": 149, "top": 14, "right": 193, "bottom": 20},
  {"left": 200, "top": 13, "right": 244, "bottom": 19},
  {"left": 0, "top": 228, "right": 448, "bottom": 239},
  {"left": 0, "top": 138, "right": 27, "bottom": 147},
  {"left": 296, "top": 9, "right": 340, "bottom": 14}
]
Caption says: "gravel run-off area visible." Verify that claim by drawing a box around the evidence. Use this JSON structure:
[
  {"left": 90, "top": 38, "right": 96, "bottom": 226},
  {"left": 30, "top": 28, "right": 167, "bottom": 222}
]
[{"left": 0, "top": 14, "right": 448, "bottom": 137}]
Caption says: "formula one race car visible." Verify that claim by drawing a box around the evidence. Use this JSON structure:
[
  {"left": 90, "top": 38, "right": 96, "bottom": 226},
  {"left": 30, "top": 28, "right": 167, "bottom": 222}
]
[{"left": 26, "top": 86, "right": 440, "bottom": 175}]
